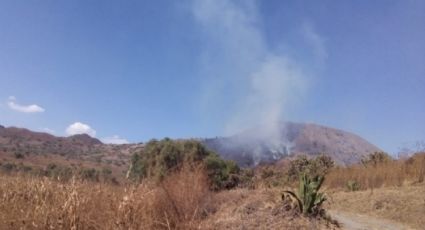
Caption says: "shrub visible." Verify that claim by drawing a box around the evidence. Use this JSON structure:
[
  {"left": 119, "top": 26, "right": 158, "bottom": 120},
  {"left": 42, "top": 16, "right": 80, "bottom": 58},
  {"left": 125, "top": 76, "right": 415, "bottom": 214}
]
[
  {"left": 43, "top": 164, "right": 74, "bottom": 181},
  {"left": 237, "top": 168, "right": 255, "bottom": 189},
  {"left": 14, "top": 152, "right": 25, "bottom": 159},
  {"left": 361, "top": 151, "right": 391, "bottom": 167},
  {"left": 1, "top": 162, "right": 17, "bottom": 173},
  {"left": 287, "top": 155, "right": 334, "bottom": 182},
  {"left": 101, "top": 167, "right": 113, "bottom": 182},
  {"left": 346, "top": 180, "right": 360, "bottom": 191},
  {"left": 287, "top": 155, "right": 310, "bottom": 181},
  {"left": 252, "top": 166, "right": 286, "bottom": 188},
  {"left": 127, "top": 138, "right": 240, "bottom": 190},
  {"left": 312, "top": 155, "right": 334, "bottom": 175},
  {"left": 204, "top": 154, "right": 240, "bottom": 190},
  {"left": 78, "top": 168, "right": 99, "bottom": 182}
]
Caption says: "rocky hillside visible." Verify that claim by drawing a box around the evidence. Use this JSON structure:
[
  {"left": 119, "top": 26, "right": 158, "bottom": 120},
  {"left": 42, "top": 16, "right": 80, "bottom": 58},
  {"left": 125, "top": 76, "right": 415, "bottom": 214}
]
[
  {"left": 0, "top": 122, "right": 382, "bottom": 170},
  {"left": 202, "top": 122, "right": 382, "bottom": 167},
  {"left": 0, "top": 125, "right": 142, "bottom": 180}
]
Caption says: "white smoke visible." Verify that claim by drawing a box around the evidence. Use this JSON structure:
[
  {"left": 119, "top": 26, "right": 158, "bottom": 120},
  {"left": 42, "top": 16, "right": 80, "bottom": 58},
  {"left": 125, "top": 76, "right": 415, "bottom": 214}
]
[
  {"left": 192, "top": 0, "right": 325, "bottom": 159},
  {"left": 398, "top": 140, "right": 425, "bottom": 158}
]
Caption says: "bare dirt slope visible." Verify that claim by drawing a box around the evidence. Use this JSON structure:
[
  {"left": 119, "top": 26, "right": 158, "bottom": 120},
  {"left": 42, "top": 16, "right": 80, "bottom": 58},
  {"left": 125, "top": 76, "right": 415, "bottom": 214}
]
[{"left": 328, "top": 210, "right": 410, "bottom": 230}]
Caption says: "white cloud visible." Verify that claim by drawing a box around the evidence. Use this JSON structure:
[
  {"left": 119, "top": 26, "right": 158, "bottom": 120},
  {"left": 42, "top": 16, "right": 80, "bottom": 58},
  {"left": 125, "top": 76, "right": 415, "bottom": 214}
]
[
  {"left": 7, "top": 96, "right": 45, "bottom": 113},
  {"left": 101, "top": 135, "right": 130, "bottom": 144},
  {"left": 42, "top": 128, "right": 56, "bottom": 134},
  {"left": 66, "top": 122, "right": 96, "bottom": 137}
]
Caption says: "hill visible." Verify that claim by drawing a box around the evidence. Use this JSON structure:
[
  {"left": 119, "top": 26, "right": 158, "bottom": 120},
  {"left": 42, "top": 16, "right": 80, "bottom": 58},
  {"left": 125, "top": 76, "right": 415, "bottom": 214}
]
[
  {"left": 0, "top": 122, "right": 382, "bottom": 174},
  {"left": 0, "top": 126, "right": 142, "bottom": 181},
  {"left": 202, "top": 122, "right": 382, "bottom": 167}
]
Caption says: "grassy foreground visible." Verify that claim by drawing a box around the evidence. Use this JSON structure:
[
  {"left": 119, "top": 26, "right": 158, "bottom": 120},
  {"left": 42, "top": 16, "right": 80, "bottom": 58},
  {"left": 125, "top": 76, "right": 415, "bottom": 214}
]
[
  {"left": 1, "top": 151, "right": 423, "bottom": 229},
  {"left": 0, "top": 167, "right": 336, "bottom": 230}
]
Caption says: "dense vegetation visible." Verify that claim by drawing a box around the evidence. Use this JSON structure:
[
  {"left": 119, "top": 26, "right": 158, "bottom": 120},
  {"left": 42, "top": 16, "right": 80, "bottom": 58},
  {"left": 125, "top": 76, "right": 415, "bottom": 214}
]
[{"left": 127, "top": 138, "right": 240, "bottom": 190}]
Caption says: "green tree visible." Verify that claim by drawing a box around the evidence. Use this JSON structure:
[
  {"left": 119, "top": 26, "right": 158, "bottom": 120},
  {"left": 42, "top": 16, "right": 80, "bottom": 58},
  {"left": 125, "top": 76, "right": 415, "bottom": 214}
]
[{"left": 127, "top": 138, "right": 240, "bottom": 190}]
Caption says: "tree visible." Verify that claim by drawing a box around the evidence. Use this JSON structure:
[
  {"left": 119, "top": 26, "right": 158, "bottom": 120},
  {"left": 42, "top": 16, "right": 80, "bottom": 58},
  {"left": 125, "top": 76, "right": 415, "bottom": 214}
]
[{"left": 127, "top": 138, "right": 240, "bottom": 190}]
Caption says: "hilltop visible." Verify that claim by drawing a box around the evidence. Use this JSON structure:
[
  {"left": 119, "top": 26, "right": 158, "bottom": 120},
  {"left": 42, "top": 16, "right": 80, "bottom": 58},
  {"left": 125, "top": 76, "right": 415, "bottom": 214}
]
[{"left": 203, "top": 122, "right": 382, "bottom": 167}]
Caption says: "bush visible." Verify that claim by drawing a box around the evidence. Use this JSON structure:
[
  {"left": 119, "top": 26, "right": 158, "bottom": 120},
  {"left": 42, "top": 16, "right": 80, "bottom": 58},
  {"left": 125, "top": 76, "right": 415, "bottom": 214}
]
[
  {"left": 101, "top": 167, "right": 113, "bottom": 181},
  {"left": 361, "top": 151, "right": 391, "bottom": 167},
  {"left": 1, "top": 163, "right": 17, "bottom": 173},
  {"left": 44, "top": 163, "right": 74, "bottom": 181},
  {"left": 237, "top": 168, "right": 255, "bottom": 189},
  {"left": 127, "top": 139, "right": 240, "bottom": 190},
  {"left": 346, "top": 180, "right": 360, "bottom": 191},
  {"left": 287, "top": 155, "right": 334, "bottom": 182},
  {"left": 204, "top": 154, "right": 240, "bottom": 190},
  {"left": 14, "top": 152, "right": 25, "bottom": 159},
  {"left": 78, "top": 168, "right": 99, "bottom": 182},
  {"left": 126, "top": 153, "right": 145, "bottom": 180}
]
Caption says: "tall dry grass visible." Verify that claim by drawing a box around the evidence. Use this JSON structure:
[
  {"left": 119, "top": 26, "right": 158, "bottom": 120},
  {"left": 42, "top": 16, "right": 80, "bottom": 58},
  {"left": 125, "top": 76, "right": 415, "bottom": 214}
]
[
  {"left": 325, "top": 152, "right": 425, "bottom": 190},
  {"left": 0, "top": 164, "right": 212, "bottom": 230}
]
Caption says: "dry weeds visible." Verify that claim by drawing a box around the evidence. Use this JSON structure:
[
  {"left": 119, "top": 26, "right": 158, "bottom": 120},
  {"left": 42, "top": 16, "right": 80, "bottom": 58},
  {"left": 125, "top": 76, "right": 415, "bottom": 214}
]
[
  {"left": 0, "top": 168, "right": 336, "bottom": 229},
  {"left": 325, "top": 152, "right": 425, "bottom": 190},
  {"left": 327, "top": 184, "right": 425, "bottom": 229},
  {"left": 0, "top": 165, "right": 211, "bottom": 230},
  {"left": 198, "top": 188, "right": 338, "bottom": 230}
]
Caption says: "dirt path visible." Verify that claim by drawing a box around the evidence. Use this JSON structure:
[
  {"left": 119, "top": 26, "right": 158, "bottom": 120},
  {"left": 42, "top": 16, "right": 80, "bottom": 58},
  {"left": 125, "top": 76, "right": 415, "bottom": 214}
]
[{"left": 328, "top": 210, "right": 413, "bottom": 230}]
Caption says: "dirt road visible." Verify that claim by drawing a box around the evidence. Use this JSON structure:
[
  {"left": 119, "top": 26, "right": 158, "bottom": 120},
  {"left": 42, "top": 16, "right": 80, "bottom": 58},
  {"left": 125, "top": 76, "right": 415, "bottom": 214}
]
[{"left": 328, "top": 210, "right": 414, "bottom": 230}]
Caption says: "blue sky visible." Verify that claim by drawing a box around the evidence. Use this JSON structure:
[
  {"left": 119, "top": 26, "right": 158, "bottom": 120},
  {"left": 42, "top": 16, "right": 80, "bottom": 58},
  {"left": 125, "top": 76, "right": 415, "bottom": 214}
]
[{"left": 0, "top": 0, "right": 424, "bottom": 153}]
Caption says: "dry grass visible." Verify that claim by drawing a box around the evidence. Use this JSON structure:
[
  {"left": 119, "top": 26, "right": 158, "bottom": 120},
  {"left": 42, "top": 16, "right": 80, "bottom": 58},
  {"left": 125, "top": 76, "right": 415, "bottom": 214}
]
[
  {"left": 0, "top": 165, "right": 337, "bottom": 229},
  {"left": 327, "top": 184, "right": 425, "bottom": 229},
  {"left": 199, "top": 188, "right": 338, "bottom": 230},
  {"left": 323, "top": 153, "right": 425, "bottom": 229},
  {"left": 0, "top": 164, "right": 211, "bottom": 230},
  {"left": 325, "top": 152, "right": 425, "bottom": 190}
]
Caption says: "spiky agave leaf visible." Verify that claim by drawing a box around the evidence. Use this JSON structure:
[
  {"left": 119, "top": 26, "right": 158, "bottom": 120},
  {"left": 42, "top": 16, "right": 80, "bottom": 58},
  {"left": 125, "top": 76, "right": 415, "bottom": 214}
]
[
  {"left": 281, "top": 190, "right": 303, "bottom": 213},
  {"left": 313, "top": 192, "right": 326, "bottom": 206},
  {"left": 292, "top": 174, "right": 328, "bottom": 215}
]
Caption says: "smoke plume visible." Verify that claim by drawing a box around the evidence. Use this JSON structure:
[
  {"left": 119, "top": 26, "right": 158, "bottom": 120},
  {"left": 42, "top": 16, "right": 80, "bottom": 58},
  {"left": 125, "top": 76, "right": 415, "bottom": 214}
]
[{"left": 192, "top": 0, "right": 325, "bottom": 155}]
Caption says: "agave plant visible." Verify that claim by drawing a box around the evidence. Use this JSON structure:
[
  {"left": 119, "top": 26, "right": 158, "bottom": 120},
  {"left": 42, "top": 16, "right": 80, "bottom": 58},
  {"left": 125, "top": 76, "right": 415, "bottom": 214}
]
[{"left": 282, "top": 174, "right": 327, "bottom": 215}]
